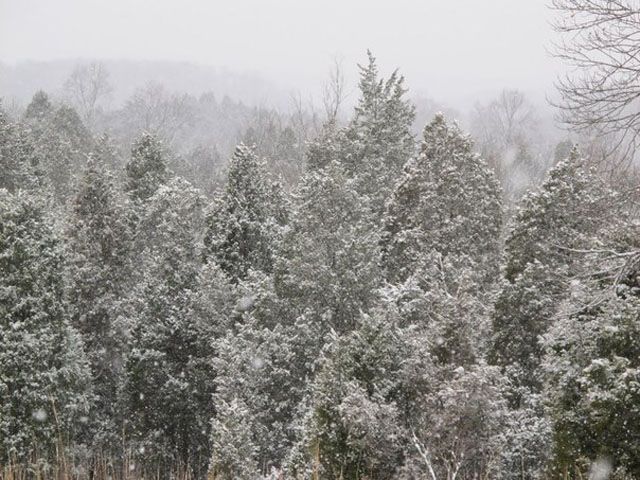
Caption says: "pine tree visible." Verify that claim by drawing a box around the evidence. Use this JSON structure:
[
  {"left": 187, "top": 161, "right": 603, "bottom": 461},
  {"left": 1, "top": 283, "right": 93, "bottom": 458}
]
[
  {"left": 65, "top": 157, "right": 132, "bottom": 452},
  {"left": 203, "top": 144, "right": 286, "bottom": 283},
  {"left": 0, "top": 190, "right": 91, "bottom": 464},
  {"left": 124, "top": 133, "right": 168, "bottom": 203},
  {"left": 383, "top": 113, "right": 503, "bottom": 284}
]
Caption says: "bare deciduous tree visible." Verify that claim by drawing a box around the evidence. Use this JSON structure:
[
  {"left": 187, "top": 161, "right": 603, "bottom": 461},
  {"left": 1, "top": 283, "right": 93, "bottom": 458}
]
[
  {"left": 64, "top": 62, "right": 113, "bottom": 128},
  {"left": 123, "top": 82, "right": 193, "bottom": 145},
  {"left": 322, "top": 56, "right": 346, "bottom": 123},
  {"left": 551, "top": 0, "right": 640, "bottom": 161},
  {"left": 471, "top": 89, "right": 537, "bottom": 152},
  {"left": 289, "top": 90, "right": 321, "bottom": 146}
]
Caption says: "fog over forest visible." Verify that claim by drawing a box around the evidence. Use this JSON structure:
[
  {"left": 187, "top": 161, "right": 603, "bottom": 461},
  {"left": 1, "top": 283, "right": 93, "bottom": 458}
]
[
  {"left": 0, "top": 1, "right": 560, "bottom": 106},
  {"left": 1, "top": 1, "right": 640, "bottom": 480}
]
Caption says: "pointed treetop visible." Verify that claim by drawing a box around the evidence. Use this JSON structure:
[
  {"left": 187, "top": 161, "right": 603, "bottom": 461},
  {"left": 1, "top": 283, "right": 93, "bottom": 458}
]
[
  {"left": 24, "top": 90, "right": 52, "bottom": 121},
  {"left": 125, "top": 132, "right": 168, "bottom": 202}
]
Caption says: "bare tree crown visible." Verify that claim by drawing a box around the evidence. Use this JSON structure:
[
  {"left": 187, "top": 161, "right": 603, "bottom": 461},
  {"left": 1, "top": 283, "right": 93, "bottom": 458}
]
[{"left": 552, "top": 0, "right": 640, "bottom": 162}]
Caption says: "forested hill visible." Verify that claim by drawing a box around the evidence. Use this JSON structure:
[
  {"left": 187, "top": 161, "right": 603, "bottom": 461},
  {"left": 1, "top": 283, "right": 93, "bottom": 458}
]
[{"left": 0, "top": 59, "right": 289, "bottom": 108}]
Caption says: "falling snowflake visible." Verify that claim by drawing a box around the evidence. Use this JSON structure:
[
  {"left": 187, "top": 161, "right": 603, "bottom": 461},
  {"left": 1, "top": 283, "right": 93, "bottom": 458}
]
[{"left": 32, "top": 408, "right": 47, "bottom": 422}]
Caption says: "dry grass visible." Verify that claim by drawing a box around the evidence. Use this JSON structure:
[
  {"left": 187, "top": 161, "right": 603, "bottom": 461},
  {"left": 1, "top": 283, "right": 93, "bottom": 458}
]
[
  {"left": 1, "top": 448, "right": 199, "bottom": 480},
  {"left": 1, "top": 459, "right": 199, "bottom": 480}
]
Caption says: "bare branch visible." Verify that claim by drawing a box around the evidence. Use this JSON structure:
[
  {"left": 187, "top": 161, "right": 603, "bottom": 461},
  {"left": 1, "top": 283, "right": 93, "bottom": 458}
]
[
  {"left": 322, "top": 56, "right": 346, "bottom": 123},
  {"left": 551, "top": 0, "right": 640, "bottom": 164},
  {"left": 64, "top": 62, "right": 113, "bottom": 128}
]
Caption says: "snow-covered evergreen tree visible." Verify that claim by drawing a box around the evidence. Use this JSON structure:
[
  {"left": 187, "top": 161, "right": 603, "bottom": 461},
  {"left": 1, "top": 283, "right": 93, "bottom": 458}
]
[
  {"left": 124, "top": 132, "right": 168, "bottom": 203},
  {"left": 0, "top": 108, "right": 39, "bottom": 192},
  {"left": 0, "top": 189, "right": 91, "bottom": 465},
  {"left": 491, "top": 148, "right": 618, "bottom": 394},
  {"left": 123, "top": 178, "right": 212, "bottom": 477},
  {"left": 208, "top": 398, "right": 258, "bottom": 480},
  {"left": 289, "top": 310, "right": 411, "bottom": 479},
  {"left": 503, "top": 148, "right": 614, "bottom": 281},
  {"left": 542, "top": 222, "right": 640, "bottom": 478},
  {"left": 64, "top": 157, "right": 132, "bottom": 453},
  {"left": 208, "top": 160, "right": 385, "bottom": 476},
  {"left": 383, "top": 113, "right": 503, "bottom": 284},
  {"left": 24, "top": 97, "right": 95, "bottom": 202},
  {"left": 203, "top": 144, "right": 286, "bottom": 283},
  {"left": 93, "top": 133, "right": 123, "bottom": 171},
  {"left": 274, "top": 161, "right": 381, "bottom": 334},
  {"left": 403, "top": 363, "right": 509, "bottom": 480},
  {"left": 345, "top": 51, "right": 415, "bottom": 215},
  {"left": 490, "top": 148, "right": 619, "bottom": 479},
  {"left": 212, "top": 312, "right": 304, "bottom": 475},
  {"left": 383, "top": 254, "right": 510, "bottom": 480},
  {"left": 307, "top": 51, "right": 415, "bottom": 217},
  {"left": 306, "top": 121, "right": 345, "bottom": 172},
  {"left": 23, "top": 90, "right": 53, "bottom": 122},
  {"left": 388, "top": 252, "right": 491, "bottom": 365}
]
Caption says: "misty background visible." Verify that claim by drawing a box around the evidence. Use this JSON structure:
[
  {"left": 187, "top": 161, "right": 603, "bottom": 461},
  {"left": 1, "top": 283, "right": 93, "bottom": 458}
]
[
  {"left": 0, "top": 0, "right": 568, "bottom": 199},
  {"left": 0, "top": 0, "right": 562, "bottom": 111}
]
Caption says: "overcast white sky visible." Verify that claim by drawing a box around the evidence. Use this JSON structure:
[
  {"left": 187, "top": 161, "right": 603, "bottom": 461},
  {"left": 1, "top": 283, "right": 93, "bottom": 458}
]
[{"left": 0, "top": 0, "right": 562, "bottom": 107}]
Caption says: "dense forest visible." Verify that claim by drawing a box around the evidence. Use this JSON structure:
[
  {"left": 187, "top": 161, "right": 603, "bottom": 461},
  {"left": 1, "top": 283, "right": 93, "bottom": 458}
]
[{"left": 2, "top": 2, "right": 640, "bottom": 480}]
